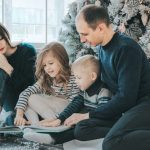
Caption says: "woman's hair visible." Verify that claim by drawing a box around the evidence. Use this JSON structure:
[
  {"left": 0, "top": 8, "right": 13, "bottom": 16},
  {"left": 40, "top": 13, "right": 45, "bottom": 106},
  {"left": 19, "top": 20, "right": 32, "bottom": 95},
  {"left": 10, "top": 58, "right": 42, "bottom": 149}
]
[
  {"left": 0, "top": 23, "right": 17, "bottom": 48},
  {"left": 35, "top": 42, "right": 71, "bottom": 94}
]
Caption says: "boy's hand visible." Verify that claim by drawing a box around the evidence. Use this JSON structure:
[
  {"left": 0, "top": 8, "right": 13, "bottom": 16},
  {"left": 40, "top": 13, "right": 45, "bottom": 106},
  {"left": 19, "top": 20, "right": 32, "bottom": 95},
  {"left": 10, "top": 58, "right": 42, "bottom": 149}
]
[
  {"left": 64, "top": 113, "right": 89, "bottom": 126},
  {"left": 39, "top": 119, "right": 61, "bottom": 127},
  {"left": 14, "top": 116, "right": 30, "bottom": 126}
]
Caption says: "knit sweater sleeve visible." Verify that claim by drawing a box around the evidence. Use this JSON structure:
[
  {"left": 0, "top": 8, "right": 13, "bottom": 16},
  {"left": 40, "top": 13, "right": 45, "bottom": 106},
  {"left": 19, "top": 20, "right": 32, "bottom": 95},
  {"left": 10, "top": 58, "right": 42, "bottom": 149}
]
[
  {"left": 57, "top": 94, "right": 84, "bottom": 123},
  {"left": 66, "top": 74, "right": 80, "bottom": 101},
  {"left": 15, "top": 83, "right": 43, "bottom": 111},
  {"left": 97, "top": 88, "right": 112, "bottom": 105},
  {"left": 90, "top": 44, "right": 143, "bottom": 119},
  {"left": 8, "top": 43, "right": 36, "bottom": 94}
]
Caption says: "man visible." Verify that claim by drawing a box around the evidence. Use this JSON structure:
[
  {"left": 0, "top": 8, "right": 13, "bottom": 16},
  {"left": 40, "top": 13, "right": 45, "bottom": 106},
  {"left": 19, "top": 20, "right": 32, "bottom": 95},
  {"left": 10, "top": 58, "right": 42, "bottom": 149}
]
[
  {"left": 75, "top": 4, "right": 150, "bottom": 150},
  {"left": 22, "top": 5, "right": 150, "bottom": 150}
]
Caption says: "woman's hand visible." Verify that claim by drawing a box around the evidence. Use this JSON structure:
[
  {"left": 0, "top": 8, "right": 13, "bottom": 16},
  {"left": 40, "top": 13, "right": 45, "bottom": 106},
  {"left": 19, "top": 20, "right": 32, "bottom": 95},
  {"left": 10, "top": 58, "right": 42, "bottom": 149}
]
[
  {"left": 39, "top": 119, "right": 61, "bottom": 127},
  {"left": 0, "top": 54, "right": 13, "bottom": 75}
]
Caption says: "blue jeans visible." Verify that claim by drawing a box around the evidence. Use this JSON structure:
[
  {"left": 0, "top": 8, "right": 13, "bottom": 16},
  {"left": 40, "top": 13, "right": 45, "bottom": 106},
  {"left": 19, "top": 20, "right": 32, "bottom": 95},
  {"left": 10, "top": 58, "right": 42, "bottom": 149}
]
[
  {"left": 0, "top": 69, "right": 17, "bottom": 112},
  {"left": 0, "top": 69, "right": 8, "bottom": 107}
]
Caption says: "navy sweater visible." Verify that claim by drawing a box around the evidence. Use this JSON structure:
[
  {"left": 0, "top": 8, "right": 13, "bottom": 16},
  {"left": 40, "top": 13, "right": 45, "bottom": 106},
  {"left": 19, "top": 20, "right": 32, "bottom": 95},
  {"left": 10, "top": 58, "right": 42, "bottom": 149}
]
[
  {"left": 3, "top": 43, "right": 36, "bottom": 108},
  {"left": 89, "top": 32, "right": 150, "bottom": 120}
]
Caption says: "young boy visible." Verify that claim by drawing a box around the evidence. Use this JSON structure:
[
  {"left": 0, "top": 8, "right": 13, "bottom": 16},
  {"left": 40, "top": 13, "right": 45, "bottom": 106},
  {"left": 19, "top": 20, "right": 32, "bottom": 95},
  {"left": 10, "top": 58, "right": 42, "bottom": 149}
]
[{"left": 23, "top": 55, "right": 113, "bottom": 144}]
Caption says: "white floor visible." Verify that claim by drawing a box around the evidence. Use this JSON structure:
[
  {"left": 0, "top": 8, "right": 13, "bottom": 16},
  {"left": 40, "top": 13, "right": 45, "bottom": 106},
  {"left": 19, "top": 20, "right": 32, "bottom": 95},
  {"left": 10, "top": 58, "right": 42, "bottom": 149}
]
[{"left": 63, "top": 138, "right": 104, "bottom": 150}]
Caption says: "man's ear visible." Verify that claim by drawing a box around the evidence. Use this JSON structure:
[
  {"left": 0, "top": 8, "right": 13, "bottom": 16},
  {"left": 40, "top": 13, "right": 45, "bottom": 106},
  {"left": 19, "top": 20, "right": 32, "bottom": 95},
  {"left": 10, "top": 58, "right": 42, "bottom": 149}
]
[
  {"left": 91, "top": 72, "right": 97, "bottom": 81},
  {"left": 97, "top": 23, "right": 105, "bottom": 32}
]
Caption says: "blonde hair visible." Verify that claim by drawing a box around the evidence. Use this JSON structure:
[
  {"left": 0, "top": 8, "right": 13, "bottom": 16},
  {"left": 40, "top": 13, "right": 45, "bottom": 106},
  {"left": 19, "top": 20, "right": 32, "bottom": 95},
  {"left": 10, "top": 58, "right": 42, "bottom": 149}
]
[
  {"left": 72, "top": 55, "right": 100, "bottom": 76},
  {"left": 35, "top": 42, "right": 71, "bottom": 94}
]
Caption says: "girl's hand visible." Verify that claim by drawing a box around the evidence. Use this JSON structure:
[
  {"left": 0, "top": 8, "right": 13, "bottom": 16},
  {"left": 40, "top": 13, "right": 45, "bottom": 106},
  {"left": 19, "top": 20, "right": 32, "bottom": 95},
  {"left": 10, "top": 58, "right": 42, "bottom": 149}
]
[
  {"left": 39, "top": 119, "right": 61, "bottom": 127},
  {"left": 14, "top": 116, "right": 30, "bottom": 126}
]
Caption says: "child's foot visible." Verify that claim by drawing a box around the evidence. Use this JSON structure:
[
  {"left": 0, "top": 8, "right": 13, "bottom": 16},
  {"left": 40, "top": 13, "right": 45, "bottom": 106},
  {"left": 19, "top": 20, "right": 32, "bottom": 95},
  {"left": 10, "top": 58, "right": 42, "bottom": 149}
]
[{"left": 23, "top": 128, "right": 54, "bottom": 144}]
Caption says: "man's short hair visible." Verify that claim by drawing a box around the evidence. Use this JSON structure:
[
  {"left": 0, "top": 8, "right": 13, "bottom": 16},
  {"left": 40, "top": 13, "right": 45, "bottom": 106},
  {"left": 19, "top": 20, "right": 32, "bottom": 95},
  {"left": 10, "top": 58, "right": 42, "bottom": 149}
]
[
  {"left": 72, "top": 55, "right": 100, "bottom": 76},
  {"left": 76, "top": 4, "right": 111, "bottom": 29}
]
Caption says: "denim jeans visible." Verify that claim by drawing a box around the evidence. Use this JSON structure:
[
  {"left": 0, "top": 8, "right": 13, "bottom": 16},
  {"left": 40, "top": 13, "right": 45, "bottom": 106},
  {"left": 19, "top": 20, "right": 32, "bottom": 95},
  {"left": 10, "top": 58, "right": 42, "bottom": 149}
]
[{"left": 0, "top": 69, "right": 8, "bottom": 107}]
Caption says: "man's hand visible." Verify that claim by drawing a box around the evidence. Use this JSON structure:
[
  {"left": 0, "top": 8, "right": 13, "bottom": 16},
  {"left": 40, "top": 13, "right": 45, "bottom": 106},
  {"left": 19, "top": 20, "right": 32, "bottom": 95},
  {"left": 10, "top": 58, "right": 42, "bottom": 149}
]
[
  {"left": 64, "top": 113, "right": 89, "bottom": 126},
  {"left": 39, "top": 119, "right": 61, "bottom": 127}
]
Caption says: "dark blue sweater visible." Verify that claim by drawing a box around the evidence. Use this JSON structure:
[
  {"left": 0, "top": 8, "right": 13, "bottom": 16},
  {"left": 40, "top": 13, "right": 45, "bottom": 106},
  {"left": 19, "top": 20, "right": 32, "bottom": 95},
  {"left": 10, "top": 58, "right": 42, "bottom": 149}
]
[
  {"left": 3, "top": 43, "right": 36, "bottom": 109},
  {"left": 89, "top": 32, "right": 150, "bottom": 120}
]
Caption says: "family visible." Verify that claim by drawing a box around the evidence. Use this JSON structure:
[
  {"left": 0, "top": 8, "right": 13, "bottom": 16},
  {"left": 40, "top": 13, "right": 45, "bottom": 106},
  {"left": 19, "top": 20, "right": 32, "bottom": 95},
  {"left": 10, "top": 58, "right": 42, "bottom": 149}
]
[{"left": 0, "top": 4, "right": 150, "bottom": 150}]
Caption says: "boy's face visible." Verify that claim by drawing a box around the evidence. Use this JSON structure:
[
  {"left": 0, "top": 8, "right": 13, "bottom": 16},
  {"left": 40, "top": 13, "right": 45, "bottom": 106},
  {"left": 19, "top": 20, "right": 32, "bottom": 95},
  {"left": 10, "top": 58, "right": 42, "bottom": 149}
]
[{"left": 73, "top": 68, "right": 96, "bottom": 91}]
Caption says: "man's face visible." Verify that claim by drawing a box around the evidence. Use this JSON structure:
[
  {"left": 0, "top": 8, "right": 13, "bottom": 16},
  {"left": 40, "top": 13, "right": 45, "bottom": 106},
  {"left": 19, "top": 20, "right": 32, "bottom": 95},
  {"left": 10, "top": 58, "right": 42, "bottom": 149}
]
[{"left": 76, "top": 16, "right": 104, "bottom": 47}]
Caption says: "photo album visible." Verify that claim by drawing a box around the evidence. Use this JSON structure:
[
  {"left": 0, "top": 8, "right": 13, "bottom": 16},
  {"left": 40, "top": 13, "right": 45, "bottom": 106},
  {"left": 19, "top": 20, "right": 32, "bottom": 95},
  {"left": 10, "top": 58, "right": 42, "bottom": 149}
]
[{"left": 0, "top": 125, "right": 71, "bottom": 133}]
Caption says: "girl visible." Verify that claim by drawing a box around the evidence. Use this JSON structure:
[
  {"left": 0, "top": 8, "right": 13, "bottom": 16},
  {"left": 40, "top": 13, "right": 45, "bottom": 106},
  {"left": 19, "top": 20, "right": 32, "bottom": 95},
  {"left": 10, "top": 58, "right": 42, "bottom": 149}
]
[
  {"left": 15, "top": 42, "right": 79, "bottom": 126},
  {"left": 0, "top": 23, "right": 36, "bottom": 122}
]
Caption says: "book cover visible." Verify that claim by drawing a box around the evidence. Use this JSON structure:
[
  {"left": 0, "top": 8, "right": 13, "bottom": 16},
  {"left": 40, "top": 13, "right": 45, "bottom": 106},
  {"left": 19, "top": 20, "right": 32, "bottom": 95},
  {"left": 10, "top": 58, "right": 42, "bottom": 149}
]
[{"left": 0, "top": 125, "right": 71, "bottom": 133}]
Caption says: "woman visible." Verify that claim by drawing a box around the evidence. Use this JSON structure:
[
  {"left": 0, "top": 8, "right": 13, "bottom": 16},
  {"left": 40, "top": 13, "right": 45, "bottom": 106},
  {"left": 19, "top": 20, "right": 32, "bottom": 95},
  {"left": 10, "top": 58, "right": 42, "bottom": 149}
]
[{"left": 0, "top": 23, "right": 36, "bottom": 123}]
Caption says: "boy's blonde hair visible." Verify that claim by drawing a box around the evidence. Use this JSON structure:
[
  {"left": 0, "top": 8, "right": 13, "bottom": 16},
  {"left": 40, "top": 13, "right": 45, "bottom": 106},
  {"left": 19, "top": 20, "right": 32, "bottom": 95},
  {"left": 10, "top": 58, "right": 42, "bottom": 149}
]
[{"left": 72, "top": 55, "right": 100, "bottom": 76}]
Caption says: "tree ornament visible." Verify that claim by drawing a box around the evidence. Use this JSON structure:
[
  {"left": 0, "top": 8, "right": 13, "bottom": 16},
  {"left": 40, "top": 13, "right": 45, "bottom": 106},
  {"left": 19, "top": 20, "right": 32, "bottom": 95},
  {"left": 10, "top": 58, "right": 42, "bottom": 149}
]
[
  {"left": 139, "top": 0, "right": 144, "bottom": 4},
  {"left": 148, "top": 43, "right": 150, "bottom": 51},
  {"left": 141, "top": 13, "right": 148, "bottom": 26},
  {"left": 95, "top": 0, "right": 101, "bottom": 6},
  {"left": 83, "top": 0, "right": 90, "bottom": 6},
  {"left": 118, "top": 22, "right": 126, "bottom": 33}
]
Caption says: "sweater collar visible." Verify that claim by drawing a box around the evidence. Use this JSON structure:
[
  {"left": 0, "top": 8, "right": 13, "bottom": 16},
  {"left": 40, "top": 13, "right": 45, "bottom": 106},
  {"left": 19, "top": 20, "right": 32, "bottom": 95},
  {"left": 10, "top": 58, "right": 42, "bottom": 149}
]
[
  {"left": 102, "top": 32, "right": 118, "bottom": 49},
  {"left": 85, "top": 77, "right": 102, "bottom": 96}
]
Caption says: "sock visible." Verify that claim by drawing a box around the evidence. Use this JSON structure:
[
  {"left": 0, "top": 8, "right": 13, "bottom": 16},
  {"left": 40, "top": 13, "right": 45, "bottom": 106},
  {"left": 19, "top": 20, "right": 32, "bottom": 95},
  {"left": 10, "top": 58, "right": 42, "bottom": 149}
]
[
  {"left": 0, "top": 109, "right": 13, "bottom": 122},
  {"left": 5, "top": 112, "right": 16, "bottom": 126},
  {"left": 23, "top": 128, "right": 54, "bottom": 144}
]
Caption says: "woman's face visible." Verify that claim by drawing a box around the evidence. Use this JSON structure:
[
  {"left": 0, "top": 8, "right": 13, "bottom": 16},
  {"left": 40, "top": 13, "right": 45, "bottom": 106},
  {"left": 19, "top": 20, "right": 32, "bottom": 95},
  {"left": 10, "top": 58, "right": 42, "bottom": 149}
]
[{"left": 0, "top": 37, "right": 8, "bottom": 54}]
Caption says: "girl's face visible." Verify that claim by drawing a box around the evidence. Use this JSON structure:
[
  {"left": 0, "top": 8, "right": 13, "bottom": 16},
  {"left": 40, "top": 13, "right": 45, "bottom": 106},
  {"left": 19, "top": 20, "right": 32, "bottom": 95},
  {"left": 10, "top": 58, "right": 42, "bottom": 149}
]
[
  {"left": 0, "top": 38, "right": 8, "bottom": 54},
  {"left": 42, "top": 52, "right": 61, "bottom": 78}
]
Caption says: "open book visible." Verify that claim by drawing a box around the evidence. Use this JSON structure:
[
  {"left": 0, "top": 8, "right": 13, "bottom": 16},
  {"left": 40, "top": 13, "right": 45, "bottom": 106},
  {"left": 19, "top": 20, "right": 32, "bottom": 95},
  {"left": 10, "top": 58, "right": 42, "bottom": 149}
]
[{"left": 0, "top": 125, "right": 71, "bottom": 133}]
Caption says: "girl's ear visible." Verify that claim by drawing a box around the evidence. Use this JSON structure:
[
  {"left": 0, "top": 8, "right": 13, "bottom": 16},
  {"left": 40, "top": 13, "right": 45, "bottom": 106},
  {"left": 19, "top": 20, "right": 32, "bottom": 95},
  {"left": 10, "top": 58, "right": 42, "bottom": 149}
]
[{"left": 91, "top": 72, "right": 97, "bottom": 81}]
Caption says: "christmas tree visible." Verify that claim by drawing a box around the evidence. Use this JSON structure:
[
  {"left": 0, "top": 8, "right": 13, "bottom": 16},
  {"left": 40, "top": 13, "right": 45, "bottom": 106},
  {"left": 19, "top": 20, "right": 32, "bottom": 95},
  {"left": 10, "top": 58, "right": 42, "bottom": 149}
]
[
  {"left": 108, "top": 0, "right": 150, "bottom": 58},
  {"left": 58, "top": 0, "right": 150, "bottom": 61},
  {"left": 59, "top": 0, "right": 101, "bottom": 62}
]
